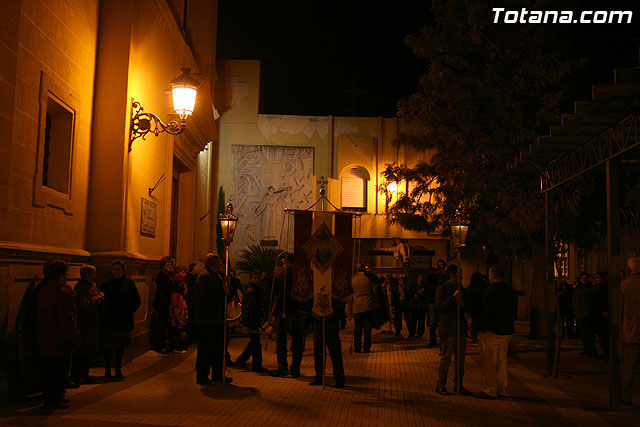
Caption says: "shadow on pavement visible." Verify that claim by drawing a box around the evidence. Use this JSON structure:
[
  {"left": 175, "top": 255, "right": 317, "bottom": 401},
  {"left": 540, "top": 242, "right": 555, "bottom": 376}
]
[{"left": 199, "top": 383, "right": 260, "bottom": 399}]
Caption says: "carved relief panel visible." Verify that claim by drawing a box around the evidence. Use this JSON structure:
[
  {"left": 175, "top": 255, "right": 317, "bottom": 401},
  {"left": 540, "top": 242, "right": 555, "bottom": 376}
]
[{"left": 230, "top": 145, "right": 314, "bottom": 257}]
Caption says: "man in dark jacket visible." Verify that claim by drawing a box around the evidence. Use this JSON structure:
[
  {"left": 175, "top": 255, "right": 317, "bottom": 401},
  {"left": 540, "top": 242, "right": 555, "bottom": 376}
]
[
  {"left": 235, "top": 271, "right": 268, "bottom": 372},
  {"left": 194, "top": 253, "right": 231, "bottom": 384},
  {"left": 271, "top": 253, "right": 311, "bottom": 377},
  {"left": 435, "top": 264, "right": 469, "bottom": 395},
  {"left": 573, "top": 271, "right": 596, "bottom": 356},
  {"left": 477, "top": 265, "right": 518, "bottom": 399},
  {"left": 153, "top": 256, "right": 175, "bottom": 353},
  {"left": 37, "top": 260, "right": 81, "bottom": 409},
  {"left": 426, "top": 264, "right": 446, "bottom": 346}
]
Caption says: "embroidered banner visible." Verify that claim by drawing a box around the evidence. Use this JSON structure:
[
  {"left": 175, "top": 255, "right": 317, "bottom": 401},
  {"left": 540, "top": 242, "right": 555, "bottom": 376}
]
[
  {"left": 332, "top": 212, "right": 353, "bottom": 301},
  {"left": 303, "top": 213, "right": 344, "bottom": 317},
  {"left": 292, "top": 211, "right": 313, "bottom": 302}
]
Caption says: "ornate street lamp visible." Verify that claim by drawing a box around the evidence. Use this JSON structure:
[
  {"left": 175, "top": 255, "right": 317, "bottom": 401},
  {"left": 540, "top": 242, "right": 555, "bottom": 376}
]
[
  {"left": 129, "top": 67, "right": 200, "bottom": 151},
  {"left": 451, "top": 223, "right": 469, "bottom": 248},
  {"left": 219, "top": 203, "right": 237, "bottom": 384}
]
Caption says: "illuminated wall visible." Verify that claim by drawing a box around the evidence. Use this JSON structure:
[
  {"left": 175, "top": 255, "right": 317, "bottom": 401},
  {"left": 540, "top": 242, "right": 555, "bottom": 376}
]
[
  {"left": 0, "top": 0, "right": 219, "bottom": 401},
  {"left": 216, "top": 60, "right": 449, "bottom": 267}
]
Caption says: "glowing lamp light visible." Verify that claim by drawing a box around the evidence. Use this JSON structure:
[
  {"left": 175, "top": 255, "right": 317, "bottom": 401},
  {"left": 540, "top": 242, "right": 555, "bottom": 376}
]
[
  {"left": 171, "top": 68, "right": 199, "bottom": 119},
  {"left": 129, "top": 68, "right": 200, "bottom": 151},
  {"left": 387, "top": 181, "right": 397, "bottom": 193},
  {"left": 219, "top": 203, "right": 238, "bottom": 244}
]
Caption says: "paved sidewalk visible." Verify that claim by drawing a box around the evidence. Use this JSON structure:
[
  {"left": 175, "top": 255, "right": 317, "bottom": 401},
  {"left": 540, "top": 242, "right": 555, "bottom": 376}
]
[{"left": 1, "top": 321, "right": 638, "bottom": 426}]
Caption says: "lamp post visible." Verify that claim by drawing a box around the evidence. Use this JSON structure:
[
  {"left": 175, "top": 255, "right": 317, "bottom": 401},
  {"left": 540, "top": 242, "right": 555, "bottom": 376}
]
[
  {"left": 452, "top": 211, "right": 468, "bottom": 395},
  {"left": 219, "top": 203, "right": 238, "bottom": 384},
  {"left": 129, "top": 67, "right": 200, "bottom": 151}
]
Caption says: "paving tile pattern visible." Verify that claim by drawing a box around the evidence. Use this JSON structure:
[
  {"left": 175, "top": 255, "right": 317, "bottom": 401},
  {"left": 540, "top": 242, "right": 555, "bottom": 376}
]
[{"left": 1, "top": 322, "right": 639, "bottom": 426}]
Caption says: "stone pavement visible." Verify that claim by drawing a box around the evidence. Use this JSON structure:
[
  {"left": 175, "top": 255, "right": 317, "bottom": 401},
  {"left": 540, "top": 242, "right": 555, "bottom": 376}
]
[{"left": 1, "top": 321, "right": 639, "bottom": 426}]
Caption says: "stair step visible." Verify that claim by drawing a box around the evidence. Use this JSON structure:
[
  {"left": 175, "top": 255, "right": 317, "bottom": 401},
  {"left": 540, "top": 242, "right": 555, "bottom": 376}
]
[
  {"left": 614, "top": 67, "right": 640, "bottom": 85},
  {"left": 592, "top": 84, "right": 640, "bottom": 101},
  {"left": 573, "top": 100, "right": 634, "bottom": 115},
  {"left": 561, "top": 112, "right": 628, "bottom": 126},
  {"left": 549, "top": 125, "right": 607, "bottom": 139}
]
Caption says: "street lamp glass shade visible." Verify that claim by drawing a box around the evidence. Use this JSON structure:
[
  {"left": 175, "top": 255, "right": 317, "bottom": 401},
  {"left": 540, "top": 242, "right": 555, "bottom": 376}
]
[
  {"left": 220, "top": 217, "right": 237, "bottom": 242},
  {"left": 219, "top": 216, "right": 237, "bottom": 242},
  {"left": 170, "top": 68, "right": 199, "bottom": 120},
  {"left": 452, "top": 224, "right": 468, "bottom": 246}
]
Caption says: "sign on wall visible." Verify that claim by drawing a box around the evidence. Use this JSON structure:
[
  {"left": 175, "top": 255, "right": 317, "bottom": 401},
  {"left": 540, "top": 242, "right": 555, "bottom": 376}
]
[{"left": 141, "top": 198, "right": 157, "bottom": 237}]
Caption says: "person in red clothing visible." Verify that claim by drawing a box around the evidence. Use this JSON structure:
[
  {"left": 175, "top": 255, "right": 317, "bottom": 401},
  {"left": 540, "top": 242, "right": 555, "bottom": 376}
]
[
  {"left": 70, "top": 264, "right": 104, "bottom": 384},
  {"left": 169, "top": 272, "right": 189, "bottom": 353},
  {"left": 37, "top": 259, "right": 81, "bottom": 410}
]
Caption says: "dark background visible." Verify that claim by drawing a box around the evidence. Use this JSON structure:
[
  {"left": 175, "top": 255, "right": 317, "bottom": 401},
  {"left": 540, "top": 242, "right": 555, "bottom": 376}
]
[{"left": 217, "top": 1, "right": 640, "bottom": 118}]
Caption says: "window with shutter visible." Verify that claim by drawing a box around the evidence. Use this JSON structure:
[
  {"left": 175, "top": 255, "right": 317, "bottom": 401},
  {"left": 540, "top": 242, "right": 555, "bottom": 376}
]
[{"left": 341, "top": 167, "right": 368, "bottom": 210}]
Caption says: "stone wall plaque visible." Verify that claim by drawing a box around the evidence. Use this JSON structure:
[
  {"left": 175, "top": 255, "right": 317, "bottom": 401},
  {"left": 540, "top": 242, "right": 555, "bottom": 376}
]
[{"left": 141, "top": 198, "right": 157, "bottom": 237}]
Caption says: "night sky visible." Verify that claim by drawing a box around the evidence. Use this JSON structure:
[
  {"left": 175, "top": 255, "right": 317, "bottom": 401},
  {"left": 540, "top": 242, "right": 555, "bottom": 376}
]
[{"left": 217, "top": 1, "right": 639, "bottom": 118}]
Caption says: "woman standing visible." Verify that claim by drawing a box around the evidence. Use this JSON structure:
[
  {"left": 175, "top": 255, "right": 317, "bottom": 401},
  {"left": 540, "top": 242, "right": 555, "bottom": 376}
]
[
  {"left": 37, "top": 260, "right": 80, "bottom": 409},
  {"left": 70, "top": 264, "right": 104, "bottom": 384},
  {"left": 100, "top": 259, "right": 141, "bottom": 378},
  {"left": 352, "top": 263, "right": 377, "bottom": 353}
]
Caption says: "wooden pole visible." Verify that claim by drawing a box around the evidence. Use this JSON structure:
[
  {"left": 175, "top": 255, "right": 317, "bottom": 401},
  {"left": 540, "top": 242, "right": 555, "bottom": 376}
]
[
  {"left": 222, "top": 243, "right": 230, "bottom": 384},
  {"left": 606, "top": 160, "right": 622, "bottom": 410},
  {"left": 456, "top": 248, "right": 461, "bottom": 395}
]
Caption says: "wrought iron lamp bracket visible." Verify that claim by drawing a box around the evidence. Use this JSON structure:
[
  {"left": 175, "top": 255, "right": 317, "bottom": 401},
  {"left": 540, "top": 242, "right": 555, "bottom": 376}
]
[{"left": 129, "top": 100, "right": 186, "bottom": 151}]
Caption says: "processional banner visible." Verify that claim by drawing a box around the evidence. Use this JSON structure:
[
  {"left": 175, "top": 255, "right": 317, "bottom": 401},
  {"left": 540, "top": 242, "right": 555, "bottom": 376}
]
[{"left": 293, "top": 211, "right": 353, "bottom": 318}]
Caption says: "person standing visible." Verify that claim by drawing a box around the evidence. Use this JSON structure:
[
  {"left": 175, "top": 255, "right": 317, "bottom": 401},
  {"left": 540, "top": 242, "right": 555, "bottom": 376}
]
[
  {"left": 185, "top": 262, "right": 203, "bottom": 344},
  {"left": 573, "top": 271, "right": 597, "bottom": 356},
  {"left": 404, "top": 278, "right": 418, "bottom": 338},
  {"left": 621, "top": 257, "right": 640, "bottom": 405},
  {"left": 593, "top": 271, "right": 609, "bottom": 362},
  {"left": 169, "top": 273, "right": 189, "bottom": 354},
  {"left": 310, "top": 298, "right": 346, "bottom": 388},
  {"left": 557, "top": 277, "right": 576, "bottom": 339},
  {"left": 225, "top": 268, "right": 243, "bottom": 366},
  {"left": 37, "top": 260, "right": 81, "bottom": 409},
  {"left": 476, "top": 265, "right": 518, "bottom": 399},
  {"left": 467, "top": 271, "right": 489, "bottom": 344},
  {"left": 389, "top": 275, "right": 405, "bottom": 336},
  {"left": 235, "top": 271, "right": 268, "bottom": 373},
  {"left": 271, "top": 253, "right": 310, "bottom": 378},
  {"left": 152, "top": 256, "right": 175, "bottom": 353},
  {"left": 100, "top": 259, "right": 141, "bottom": 379},
  {"left": 194, "top": 253, "right": 231, "bottom": 384},
  {"left": 411, "top": 273, "right": 428, "bottom": 339},
  {"left": 435, "top": 264, "right": 469, "bottom": 395},
  {"left": 70, "top": 264, "right": 103, "bottom": 384},
  {"left": 426, "top": 266, "right": 445, "bottom": 347},
  {"left": 352, "top": 263, "right": 376, "bottom": 353}
]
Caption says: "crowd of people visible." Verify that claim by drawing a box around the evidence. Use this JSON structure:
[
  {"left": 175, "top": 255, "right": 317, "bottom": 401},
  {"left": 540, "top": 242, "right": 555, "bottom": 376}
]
[
  {"left": 35, "top": 259, "right": 140, "bottom": 409},
  {"left": 557, "top": 270, "right": 610, "bottom": 361},
  {"left": 34, "top": 251, "right": 640, "bottom": 410}
]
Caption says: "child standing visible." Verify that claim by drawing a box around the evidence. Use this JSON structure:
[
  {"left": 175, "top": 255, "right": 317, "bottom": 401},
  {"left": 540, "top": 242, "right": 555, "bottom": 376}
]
[
  {"left": 169, "top": 272, "right": 189, "bottom": 353},
  {"left": 235, "top": 271, "right": 268, "bottom": 372}
]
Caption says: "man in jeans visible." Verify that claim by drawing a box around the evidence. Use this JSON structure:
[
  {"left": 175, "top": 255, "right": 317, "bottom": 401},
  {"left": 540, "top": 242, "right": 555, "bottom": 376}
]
[
  {"left": 477, "top": 265, "right": 518, "bottom": 399},
  {"left": 435, "top": 264, "right": 469, "bottom": 395}
]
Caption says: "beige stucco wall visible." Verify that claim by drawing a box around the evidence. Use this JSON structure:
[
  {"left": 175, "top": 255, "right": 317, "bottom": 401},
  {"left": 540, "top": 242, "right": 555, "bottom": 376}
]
[{"left": 2, "top": 0, "right": 98, "bottom": 253}]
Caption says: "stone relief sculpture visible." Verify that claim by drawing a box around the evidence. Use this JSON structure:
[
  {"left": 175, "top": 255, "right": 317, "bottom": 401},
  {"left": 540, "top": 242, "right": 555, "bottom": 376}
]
[{"left": 230, "top": 145, "right": 314, "bottom": 257}]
